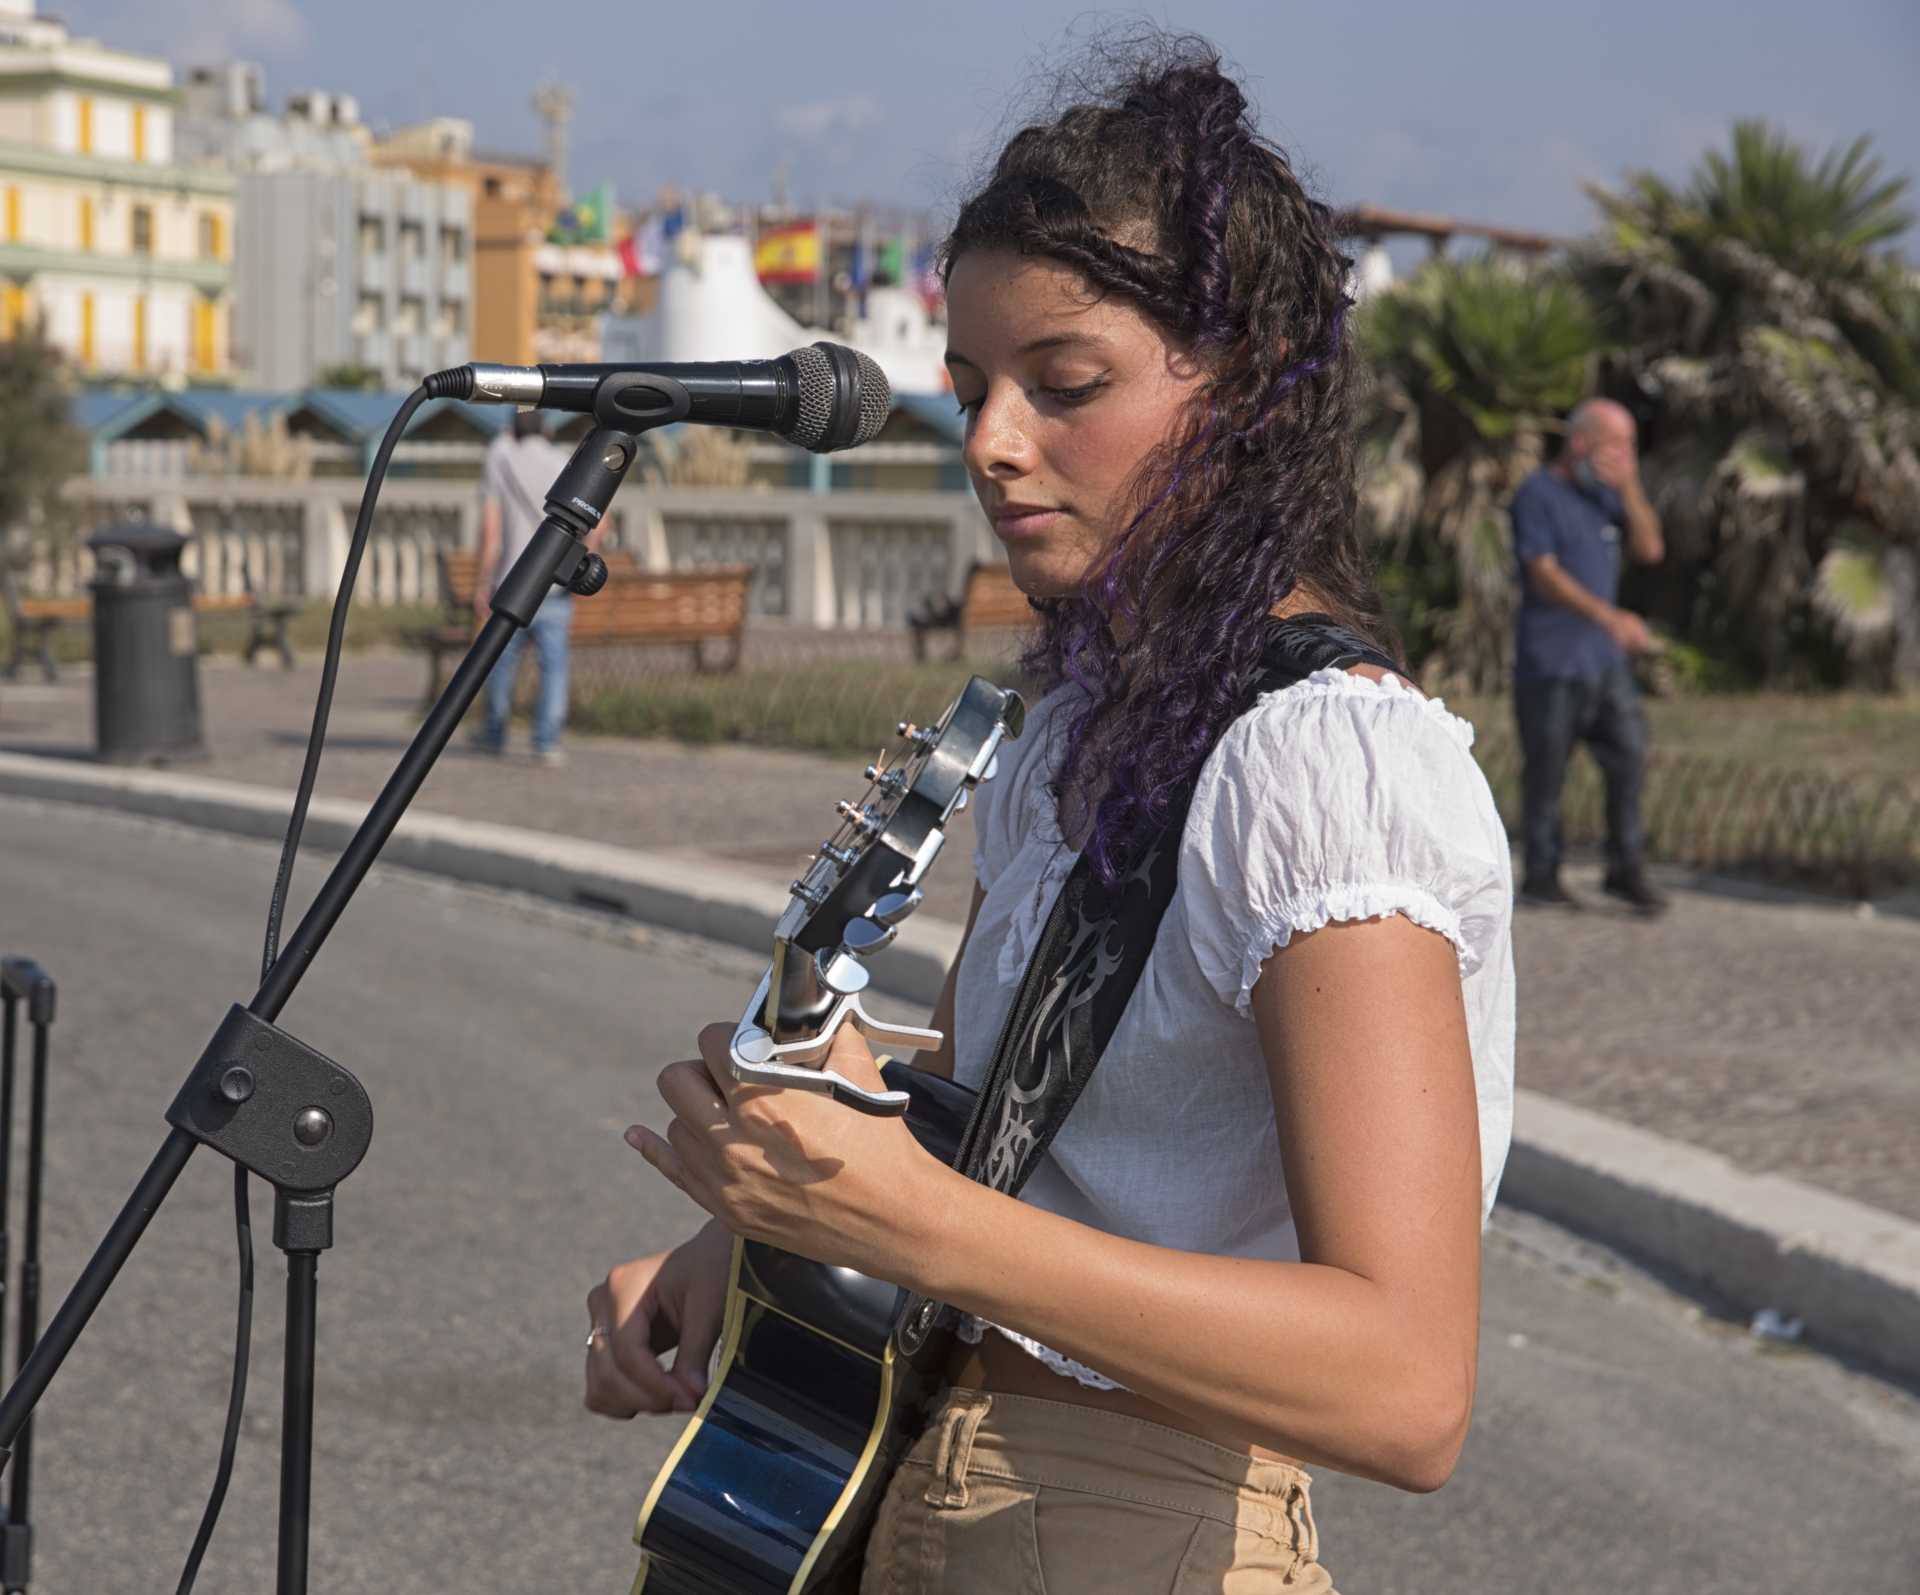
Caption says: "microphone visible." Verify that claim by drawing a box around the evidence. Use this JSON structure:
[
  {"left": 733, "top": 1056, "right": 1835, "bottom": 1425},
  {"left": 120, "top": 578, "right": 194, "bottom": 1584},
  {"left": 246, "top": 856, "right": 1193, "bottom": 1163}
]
[{"left": 422, "top": 341, "right": 892, "bottom": 453}]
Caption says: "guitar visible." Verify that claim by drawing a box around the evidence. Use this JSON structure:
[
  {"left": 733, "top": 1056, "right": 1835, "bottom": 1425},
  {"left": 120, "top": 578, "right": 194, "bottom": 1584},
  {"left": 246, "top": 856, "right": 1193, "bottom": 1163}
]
[{"left": 629, "top": 674, "right": 1026, "bottom": 1595}]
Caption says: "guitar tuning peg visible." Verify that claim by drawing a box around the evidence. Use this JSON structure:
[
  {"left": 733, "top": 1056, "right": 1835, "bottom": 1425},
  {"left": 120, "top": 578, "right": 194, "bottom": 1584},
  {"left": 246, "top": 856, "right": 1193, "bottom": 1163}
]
[
  {"left": 841, "top": 917, "right": 897, "bottom": 956},
  {"left": 815, "top": 947, "right": 874, "bottom": 996},
  {"left": 869, "top": 888, "right": 922, "bottom": 927}
]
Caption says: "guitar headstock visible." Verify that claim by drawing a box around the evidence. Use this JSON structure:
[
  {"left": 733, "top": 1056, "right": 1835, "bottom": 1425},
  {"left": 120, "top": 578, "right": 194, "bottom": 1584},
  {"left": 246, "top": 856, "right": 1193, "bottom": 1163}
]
[{"left": 727, "top": 675, "right": 1023, "bottom": 1115}]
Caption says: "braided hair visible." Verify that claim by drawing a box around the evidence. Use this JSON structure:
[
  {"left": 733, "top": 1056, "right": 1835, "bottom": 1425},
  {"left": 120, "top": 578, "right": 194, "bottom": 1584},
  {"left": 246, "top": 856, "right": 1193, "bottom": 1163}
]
[{"left": 941, "top": 33, "right": 1396, "bottom": 884}]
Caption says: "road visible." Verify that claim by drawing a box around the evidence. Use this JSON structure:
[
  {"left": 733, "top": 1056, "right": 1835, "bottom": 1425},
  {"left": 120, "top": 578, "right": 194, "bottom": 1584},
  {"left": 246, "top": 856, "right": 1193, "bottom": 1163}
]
[{"left": 0, "top": 795, "right": 1914, "bottom": 1592}]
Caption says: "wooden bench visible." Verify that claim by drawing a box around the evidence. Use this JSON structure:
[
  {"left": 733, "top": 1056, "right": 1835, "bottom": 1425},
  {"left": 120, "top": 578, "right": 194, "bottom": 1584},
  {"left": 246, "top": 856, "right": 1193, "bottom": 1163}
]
[
  {"left": 2, "top": 569, "right": 88, "bottom": 682},
  {"left": 2, "top": 561, "right": 297, "bottom": 680},
  {"left": 404, "top": 548, "right": 748, "bottom": 699},
  {"left": 908, "top": 561, "right": 1033, "bottom": 661},
  {"left": 191, "top": 578, "right": 299, "bottom": 670}
]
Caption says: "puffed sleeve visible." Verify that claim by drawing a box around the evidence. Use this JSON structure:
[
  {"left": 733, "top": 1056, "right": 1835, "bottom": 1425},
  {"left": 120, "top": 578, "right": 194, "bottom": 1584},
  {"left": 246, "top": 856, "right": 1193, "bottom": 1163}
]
[{"left": 1181, "top": 671, "right": 1512, "bottom": 1015}]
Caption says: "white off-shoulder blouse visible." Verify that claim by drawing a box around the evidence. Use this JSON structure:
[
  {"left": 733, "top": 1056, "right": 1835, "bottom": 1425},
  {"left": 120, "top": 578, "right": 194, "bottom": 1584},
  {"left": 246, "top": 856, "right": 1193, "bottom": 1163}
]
[{"left": 951, "top": 667, "right": 1518, "bottom": 1388}]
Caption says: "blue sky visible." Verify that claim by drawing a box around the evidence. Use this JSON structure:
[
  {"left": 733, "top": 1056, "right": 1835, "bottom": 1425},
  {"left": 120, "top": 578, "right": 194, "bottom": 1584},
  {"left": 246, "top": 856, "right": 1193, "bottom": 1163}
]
[{"left": 65, "top": 0, "right": 1920, "bottom": 252}]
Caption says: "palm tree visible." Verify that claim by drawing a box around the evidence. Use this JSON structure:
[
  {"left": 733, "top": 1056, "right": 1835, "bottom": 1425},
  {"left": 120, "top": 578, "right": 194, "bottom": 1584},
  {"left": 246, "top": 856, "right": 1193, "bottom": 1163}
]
[
  {"left": 1571, "top": 121, "right": 1919, "bottom": 686},
  {"left": 1356, "top": 255, "right": 1604, "bottom": 691}
]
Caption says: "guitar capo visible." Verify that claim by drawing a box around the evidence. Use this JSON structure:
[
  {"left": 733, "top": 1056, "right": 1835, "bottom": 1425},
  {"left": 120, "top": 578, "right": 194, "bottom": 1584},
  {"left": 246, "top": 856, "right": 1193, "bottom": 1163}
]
[{"left": 726, "top": 966, "right": 938, "bottom": 1117}]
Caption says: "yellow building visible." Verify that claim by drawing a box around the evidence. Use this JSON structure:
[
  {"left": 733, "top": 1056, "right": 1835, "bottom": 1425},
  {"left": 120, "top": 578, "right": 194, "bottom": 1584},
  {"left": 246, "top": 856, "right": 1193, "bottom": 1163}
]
[
  {"left": 373, "top": 117, "right": 646, "bottom": 367},
  {"left": 0, "top": 0, "right": 234, "bottom": 379}
]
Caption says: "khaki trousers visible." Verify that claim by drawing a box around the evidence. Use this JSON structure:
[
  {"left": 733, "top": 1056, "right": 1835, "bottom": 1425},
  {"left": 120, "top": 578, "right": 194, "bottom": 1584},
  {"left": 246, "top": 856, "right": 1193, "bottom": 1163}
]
[{"left": 860, "top": 1390, "right": 1337, "bottom": 1593}]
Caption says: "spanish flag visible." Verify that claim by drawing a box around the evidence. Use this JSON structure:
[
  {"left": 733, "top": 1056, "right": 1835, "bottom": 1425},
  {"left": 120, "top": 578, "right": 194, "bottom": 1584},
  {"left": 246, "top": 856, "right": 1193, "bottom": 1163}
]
[{"left": 755, "top": 222, "right": 821, "bottom": 284}]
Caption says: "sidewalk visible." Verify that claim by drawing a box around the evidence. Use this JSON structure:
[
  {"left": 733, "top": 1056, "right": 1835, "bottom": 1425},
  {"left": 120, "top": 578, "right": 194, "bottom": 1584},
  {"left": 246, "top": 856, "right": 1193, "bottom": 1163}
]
[{"left": 3, "top": 649, "right": 1918, "bottom": 1375}]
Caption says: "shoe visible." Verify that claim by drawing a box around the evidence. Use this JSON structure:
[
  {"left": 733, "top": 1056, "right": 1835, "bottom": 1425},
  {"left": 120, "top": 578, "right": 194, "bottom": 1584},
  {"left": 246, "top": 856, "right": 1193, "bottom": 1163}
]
[
  {"left": 1602, "top": 868, "right": 1668, "bottom": 916},
  {"left": 531, "top": 747, "right": 567, "bottom": 768},
  {"left": 467, "top": 732, "right": 505, "bottom": 756},
  {"left": 1517, "top": 876, "right": 1584, "bottom": 910}
]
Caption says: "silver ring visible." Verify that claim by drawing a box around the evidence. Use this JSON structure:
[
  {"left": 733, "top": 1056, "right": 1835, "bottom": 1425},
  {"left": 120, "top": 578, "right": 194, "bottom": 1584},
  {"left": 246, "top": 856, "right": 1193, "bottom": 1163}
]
[{"left": 585, "top": 1323, "right": 610, "bottom": 1351}]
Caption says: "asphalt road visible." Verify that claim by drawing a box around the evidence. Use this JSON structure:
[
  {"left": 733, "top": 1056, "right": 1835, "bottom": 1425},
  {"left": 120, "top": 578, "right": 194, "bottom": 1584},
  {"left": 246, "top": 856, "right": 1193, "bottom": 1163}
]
[{"left": 0, "top": 795, "right": 1915, "bottom": 1593}]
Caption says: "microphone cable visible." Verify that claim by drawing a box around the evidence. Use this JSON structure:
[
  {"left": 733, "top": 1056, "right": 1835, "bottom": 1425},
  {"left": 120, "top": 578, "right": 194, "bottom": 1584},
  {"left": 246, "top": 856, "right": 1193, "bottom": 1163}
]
[{"left": 174, "top": 386, "right": 430, "bottom": 1593}]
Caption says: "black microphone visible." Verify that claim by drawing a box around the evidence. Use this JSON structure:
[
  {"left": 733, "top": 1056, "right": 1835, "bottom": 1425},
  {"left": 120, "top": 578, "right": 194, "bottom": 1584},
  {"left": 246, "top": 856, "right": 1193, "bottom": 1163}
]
[{"left": 422, "top": 341, "right": 892, "bottom": 453}]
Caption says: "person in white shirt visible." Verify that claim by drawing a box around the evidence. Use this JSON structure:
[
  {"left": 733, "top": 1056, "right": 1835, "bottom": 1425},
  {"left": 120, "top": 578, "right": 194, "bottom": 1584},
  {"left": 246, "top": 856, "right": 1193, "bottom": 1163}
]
[
  {"left": 584, "top": 35, "right": 1513, "bottom": 1593},
  {"left": 471, "top": 411, "right": 606, "bottom": 766}
]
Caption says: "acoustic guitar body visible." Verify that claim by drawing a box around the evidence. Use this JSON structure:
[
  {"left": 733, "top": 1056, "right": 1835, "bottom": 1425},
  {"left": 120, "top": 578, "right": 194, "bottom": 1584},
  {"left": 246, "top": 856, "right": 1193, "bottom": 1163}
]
[{"left": 631, "top": 1062, "right": 975, "bottom": 1594}]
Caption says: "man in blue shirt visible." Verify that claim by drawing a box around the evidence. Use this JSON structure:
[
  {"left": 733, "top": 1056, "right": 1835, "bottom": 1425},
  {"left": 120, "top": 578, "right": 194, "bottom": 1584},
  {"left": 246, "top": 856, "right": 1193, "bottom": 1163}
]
[{"left": 1510, "top": 398, "right": 1667, "bottom": 913}]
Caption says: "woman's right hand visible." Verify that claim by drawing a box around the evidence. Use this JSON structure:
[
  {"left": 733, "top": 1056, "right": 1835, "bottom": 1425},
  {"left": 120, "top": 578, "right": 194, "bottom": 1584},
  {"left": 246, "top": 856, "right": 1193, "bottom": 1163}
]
[{"left": 583, "top": 1219, "right": 733, "bottom": 1418}]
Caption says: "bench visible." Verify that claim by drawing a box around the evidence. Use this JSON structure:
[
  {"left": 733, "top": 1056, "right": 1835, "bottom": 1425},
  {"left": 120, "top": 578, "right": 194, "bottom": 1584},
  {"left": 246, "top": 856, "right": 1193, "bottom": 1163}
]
[
  {"left": 2, "top": 575, "right": 88, "bottom": 682},
  {"left": 404, "top": 548, "right": 748, "bottom": 699},
  {"left": 191, "top": 578, "right": 298, "bottom": 670},
  {"left": 2, "top": 560, "right": 297, "bottom": 680},
  {"left": 907, "top": 561, "right": 1032, "bottom": 661}
]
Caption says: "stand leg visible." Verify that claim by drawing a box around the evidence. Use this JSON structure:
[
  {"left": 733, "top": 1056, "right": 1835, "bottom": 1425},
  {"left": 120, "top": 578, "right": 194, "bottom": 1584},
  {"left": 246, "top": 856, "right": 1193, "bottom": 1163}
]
[{"left": 276, "top": 1250, "right": 318, "bottom": 1595}]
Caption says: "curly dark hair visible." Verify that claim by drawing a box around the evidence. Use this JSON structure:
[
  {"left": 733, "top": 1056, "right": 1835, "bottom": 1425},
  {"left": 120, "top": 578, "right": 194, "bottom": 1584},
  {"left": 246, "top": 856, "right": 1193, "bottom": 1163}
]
[{"left": 941, "top": 32, "right": 1397, "bottom": 882}]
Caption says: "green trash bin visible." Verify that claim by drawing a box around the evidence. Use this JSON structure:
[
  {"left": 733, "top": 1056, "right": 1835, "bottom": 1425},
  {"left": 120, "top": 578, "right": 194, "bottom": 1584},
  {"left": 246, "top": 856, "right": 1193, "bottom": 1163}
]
[{"left": 89, "top": 523, "right": 205, "bottom": 764}]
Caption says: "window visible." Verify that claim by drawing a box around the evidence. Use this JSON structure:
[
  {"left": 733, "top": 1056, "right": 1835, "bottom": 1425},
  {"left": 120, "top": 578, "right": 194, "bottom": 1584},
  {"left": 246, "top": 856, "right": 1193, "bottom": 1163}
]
[
  {"left": 132, "top": 295, "right": 147, "bottom": 370},
  {"left": 0, "top": 283, "right": 26, "bottom": 339},
  {"left": 132, "top": 105, "right": 147, "bottom": 162},
  {"left": 439, "top": 225, "right": 465, "bottom": 263},
  {"left": 352, "top": 294, "right": 383, "bottom": 335},
  {"left": 199, "top": 211, "right": 225, "bottom": 261},
  {"left": 4, "top": 187, "right": 18, "bottom": 243},
  {"left": 434, "top": 301, "right": 464, "bottom": 338},
  {"left": 80, "top": 291, "right": 95, "bottom": 365},
  {"left": 358, "top": 215, "right": 385, "bottom": 256},
  {"left": 398, "top": 221, "right": 424, "bottom": 260},
  {"left": 76, "top": 96, "right": 93, "bottom": 155},
  {"left": 78, "top": 196, "right": 94, "bottom": 251},
  {"left": 482, "top": 176, "right": 502, "bottom": 199},
  {"left": 192, "top": 298, "right": 217, "bottom": 373},
  {"left": 394, "top": 296, "right": 423, "bottom": 335},
  {"left": 131, "top": 205, "right": 153, "bottom": 255}
]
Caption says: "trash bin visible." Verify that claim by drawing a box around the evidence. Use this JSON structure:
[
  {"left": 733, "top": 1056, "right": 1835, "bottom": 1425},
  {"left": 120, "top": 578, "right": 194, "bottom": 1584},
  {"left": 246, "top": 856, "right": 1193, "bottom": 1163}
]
[{"left": 89, "top": 523, "right": 205, "bottom": 764}]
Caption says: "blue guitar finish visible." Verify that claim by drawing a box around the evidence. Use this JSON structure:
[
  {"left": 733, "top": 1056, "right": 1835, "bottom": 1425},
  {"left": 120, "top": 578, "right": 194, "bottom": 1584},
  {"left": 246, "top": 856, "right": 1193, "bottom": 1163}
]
[{"left": 632, "top": 1062, "right": 974, "bottom": 1595}]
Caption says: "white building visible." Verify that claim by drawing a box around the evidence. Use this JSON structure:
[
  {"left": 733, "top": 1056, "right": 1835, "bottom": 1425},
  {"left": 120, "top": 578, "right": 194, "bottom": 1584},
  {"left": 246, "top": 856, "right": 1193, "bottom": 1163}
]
[
  {"left": 0, "top": 0, "right": 235, "bottom": 379},
  {"left": 180, "top": 62, "right": 472, "bottom": 390}
]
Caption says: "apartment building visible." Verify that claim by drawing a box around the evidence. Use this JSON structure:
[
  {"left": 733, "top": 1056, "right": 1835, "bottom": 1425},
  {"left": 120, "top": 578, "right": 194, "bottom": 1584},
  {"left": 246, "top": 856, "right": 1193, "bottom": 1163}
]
[{"left": 0, "top": 0, "right": 235, "bottom": 379}]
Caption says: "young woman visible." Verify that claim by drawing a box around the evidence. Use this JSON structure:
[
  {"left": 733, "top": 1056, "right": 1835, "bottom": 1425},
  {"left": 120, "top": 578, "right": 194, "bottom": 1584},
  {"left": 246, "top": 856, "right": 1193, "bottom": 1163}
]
[{"left": 586, "top": 35, "right": 1515, "bottom": 1593}]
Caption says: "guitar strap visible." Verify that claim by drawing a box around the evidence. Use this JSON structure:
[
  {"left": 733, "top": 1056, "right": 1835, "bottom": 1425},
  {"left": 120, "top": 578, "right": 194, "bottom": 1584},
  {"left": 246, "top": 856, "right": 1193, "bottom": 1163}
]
[{"left": 952, "top": 615, "right": 1402, "bottom": 1198}]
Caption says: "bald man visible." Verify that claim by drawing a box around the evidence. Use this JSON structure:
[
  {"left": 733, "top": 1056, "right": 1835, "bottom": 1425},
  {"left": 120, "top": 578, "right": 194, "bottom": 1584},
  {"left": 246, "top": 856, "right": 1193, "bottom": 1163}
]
[{"left": 1509, "top": 398, "right": 1667, "bottom": 914}]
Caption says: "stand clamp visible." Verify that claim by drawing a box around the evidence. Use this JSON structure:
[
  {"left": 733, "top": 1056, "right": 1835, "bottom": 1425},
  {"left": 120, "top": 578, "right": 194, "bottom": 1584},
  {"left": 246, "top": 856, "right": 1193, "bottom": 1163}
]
[{"left": 165, "top": 1007, "right": 372, "bottom": 1252}]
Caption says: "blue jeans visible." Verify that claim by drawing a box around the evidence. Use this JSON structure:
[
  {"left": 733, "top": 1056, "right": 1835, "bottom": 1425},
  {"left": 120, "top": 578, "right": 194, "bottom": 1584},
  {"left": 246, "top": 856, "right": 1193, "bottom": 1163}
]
[
  {"left": 481, "top": 596, "right": 571, "bottom": 753},
  {"left": 1514, "top": 662, "right": 1648, "bottom": 885}
]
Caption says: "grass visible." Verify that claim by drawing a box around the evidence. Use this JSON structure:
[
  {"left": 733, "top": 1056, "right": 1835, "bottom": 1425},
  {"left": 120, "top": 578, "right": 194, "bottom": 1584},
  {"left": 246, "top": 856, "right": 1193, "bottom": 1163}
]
[
  {"left": 1457, "top": 691, "right": 1920, "bottom": 787},
  {"left": 568, "top": 665, "right": 1920, "bottom": 895},
  {"left": 569, "top": 656, "right": 1032, "bottom": 755},
  {"left": 1, "top": 599, "right": 446, "bottom": 670}
]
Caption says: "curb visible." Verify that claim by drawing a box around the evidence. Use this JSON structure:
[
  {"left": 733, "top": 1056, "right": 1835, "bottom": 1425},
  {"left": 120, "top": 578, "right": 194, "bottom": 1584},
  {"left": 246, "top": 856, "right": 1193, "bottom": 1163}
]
[{"left": 3, "top": 750, "right": 1916, "bottom": 1386}]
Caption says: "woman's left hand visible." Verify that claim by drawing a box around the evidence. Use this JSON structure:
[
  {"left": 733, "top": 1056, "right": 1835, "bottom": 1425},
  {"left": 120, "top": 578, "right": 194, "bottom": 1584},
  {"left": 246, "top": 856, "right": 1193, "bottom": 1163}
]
[{"left": 626, "top": 1021, "right": 953, "bottom": 1283}]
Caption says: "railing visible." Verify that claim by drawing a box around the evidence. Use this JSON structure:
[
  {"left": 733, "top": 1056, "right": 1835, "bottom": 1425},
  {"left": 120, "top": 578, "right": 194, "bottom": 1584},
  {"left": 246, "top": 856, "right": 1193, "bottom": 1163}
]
[{"left": 40, "top": 479, "right": 998, "bottom": 626}]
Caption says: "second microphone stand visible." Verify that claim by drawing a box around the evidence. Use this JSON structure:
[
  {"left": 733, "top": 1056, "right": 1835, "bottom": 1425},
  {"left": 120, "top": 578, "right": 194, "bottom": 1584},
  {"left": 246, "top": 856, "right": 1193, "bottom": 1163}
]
[{"left": 0, "top": 400, "right": 650, "bottom": 1594}]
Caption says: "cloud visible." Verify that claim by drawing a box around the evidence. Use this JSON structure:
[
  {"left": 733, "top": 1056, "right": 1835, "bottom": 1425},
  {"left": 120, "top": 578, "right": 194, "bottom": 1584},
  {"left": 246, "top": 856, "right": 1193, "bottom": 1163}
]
[
  {"left": 89, "top": 0, "right": 312, "bottom": 64},
  {"left": 774, "top": 95, "right": 885, "bottom": 143}
]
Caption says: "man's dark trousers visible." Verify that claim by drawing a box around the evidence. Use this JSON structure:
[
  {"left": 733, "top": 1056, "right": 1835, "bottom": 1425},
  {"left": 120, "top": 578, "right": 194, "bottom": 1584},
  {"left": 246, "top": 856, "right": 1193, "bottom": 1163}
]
[{"left": 1515, "top": 661, "right": 1648, "bottom": 886}]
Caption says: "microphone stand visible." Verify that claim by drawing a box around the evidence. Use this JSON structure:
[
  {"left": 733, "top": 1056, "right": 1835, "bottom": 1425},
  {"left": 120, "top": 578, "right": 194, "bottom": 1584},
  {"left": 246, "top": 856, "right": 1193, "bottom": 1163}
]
[{"left": 0, "top": 412, "right": 645, "bottom": 1594}]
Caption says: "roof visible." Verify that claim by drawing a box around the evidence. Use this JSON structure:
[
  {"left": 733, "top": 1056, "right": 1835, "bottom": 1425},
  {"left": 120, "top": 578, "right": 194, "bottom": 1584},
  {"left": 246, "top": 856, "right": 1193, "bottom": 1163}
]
[
  {"left": 76, "top": 384, "right": 961, "bottom": 449},
  {"left": 76, "top": 385, "right": 513, "bottom": 445}
]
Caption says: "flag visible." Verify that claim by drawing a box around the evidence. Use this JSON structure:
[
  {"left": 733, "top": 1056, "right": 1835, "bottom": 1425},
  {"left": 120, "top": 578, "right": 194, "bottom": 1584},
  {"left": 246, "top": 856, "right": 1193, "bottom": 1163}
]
[
  {"left": 912, "top": 242, "right": 943, "bottom": 310},
  {"left": 631, "top": 214, "right": 665, "bottom": 275},
  {"left": 549, "top": 183, "right": 615, "bottom": 244},
  {"left": 617, "top": 232, "right": 640, "bottom": 277},
  {"left": 755, "top": 221, "right": 821, "bottom": 284},
  {"left": 878, "top": 236, "right": 907, "bottom": 284}
]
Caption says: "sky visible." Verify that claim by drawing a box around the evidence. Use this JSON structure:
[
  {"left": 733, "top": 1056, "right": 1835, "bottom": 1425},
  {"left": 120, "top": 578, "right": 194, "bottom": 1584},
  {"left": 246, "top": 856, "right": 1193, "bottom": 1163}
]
[{"left": 60, "top": 0, "right": 1920, "bottom": 256}]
